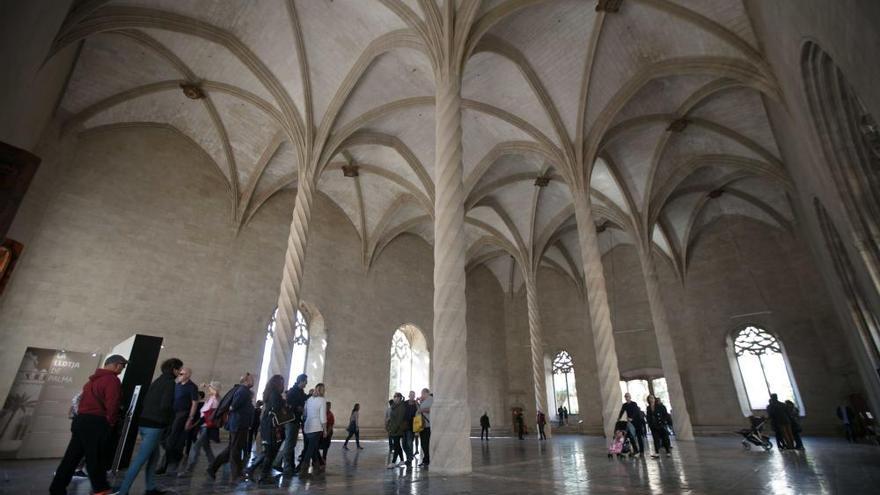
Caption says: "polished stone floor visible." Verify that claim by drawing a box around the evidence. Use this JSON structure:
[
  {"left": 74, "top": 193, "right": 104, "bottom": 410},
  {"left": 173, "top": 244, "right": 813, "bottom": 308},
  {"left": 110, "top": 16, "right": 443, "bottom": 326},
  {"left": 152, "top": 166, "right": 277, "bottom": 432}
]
[{"left": 3, "top": 436, "right": 879, "bottom": 494}]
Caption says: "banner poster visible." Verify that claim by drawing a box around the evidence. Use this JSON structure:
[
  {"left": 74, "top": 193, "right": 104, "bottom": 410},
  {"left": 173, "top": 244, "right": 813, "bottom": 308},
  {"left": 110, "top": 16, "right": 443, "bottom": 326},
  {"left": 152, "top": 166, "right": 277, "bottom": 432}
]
[{"left": 0, "top": 347, "right": 98, "bottom": 459}]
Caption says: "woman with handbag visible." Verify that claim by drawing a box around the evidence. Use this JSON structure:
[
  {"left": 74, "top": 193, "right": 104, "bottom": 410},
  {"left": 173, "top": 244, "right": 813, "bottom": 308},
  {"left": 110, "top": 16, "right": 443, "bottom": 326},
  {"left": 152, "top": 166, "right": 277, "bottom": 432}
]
[
  {"left": 343, "top": 403, "right": 363, "bottom": 450},
  {"left": 180, "top": 382, "right": 221, "bottom": 475},
  {"left": 245, "top": 374, "right": 286, "bottom": 483}
]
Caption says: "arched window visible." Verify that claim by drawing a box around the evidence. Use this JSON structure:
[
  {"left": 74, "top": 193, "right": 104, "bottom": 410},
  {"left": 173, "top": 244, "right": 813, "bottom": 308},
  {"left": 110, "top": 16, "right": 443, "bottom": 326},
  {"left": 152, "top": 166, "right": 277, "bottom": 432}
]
[
  {"left": 257, "top": 308, "right": 310, "bottom": 396},
  {"left": 552, "top": 351, "right": 579, "bottom": 415},
  {"left": 388, "top": 324, "right": 429, "bottom": 398},
  {"left": 731, "top": 326, "right": 800, "bottom": 411}
]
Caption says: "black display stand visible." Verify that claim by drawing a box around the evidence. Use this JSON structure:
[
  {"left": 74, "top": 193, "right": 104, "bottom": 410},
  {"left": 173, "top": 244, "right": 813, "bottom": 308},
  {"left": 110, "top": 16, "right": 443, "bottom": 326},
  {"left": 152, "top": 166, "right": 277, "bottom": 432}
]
[{"left": 110, "top": 334, "right": 163, "bottom": 471}]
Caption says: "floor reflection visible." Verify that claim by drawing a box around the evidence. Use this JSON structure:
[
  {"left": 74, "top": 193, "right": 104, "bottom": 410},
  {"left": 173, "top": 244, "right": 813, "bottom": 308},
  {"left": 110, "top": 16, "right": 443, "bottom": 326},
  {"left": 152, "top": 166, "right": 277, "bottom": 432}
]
[{"left": 5, "top": 436, "right": 879, "bottom": 494}]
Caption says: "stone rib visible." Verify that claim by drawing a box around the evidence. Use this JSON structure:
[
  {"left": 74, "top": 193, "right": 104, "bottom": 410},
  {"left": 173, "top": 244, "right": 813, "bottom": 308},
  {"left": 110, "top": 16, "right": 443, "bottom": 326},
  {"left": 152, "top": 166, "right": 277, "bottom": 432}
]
[
  {"left": 269, "top": 174, "right": 314, "bottom": 381},
  {"left": 574, "top": 192, "right": 622, "bottom": 440},
  {"left": 638, "top": 244, "right": 694, "bottom": 440},
  {"left": 430, "top": 74, "right": 471, "bottom": 475},
  {"left": 525, "top": 273, "right": 552, "bottom": 438}
]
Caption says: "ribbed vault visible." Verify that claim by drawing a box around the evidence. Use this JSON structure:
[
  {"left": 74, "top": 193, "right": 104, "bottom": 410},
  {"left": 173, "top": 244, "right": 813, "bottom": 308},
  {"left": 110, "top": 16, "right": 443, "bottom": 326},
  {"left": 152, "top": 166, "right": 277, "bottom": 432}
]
[{"left": 51, "top": 0, "right": 795, "bottom": 284}]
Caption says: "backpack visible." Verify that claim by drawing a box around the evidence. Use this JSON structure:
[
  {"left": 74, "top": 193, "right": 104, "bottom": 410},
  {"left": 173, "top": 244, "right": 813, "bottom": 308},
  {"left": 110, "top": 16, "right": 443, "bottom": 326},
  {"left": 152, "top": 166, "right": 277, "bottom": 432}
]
[
  {"left": 213, "top": 385, "right": 239, "bottom": 428},
  {"left": 413, "top": 413, "right": 424, "bottom": 433}
]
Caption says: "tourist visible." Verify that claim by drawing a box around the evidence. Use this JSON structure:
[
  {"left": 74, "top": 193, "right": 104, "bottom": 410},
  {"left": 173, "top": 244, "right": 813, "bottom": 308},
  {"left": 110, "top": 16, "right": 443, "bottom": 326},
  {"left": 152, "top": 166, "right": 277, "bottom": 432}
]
[
  {"left": 646, "top": 395, "right": 671, "bottom": 458},
  {"left": 246, "top": 374, "right": 285, "bottom": 482},
  {"left": 180, "top": 382, "right": 221, "bottom": 475},
  {"left": 767, "top": 394, "right": 794, "bottom": 449},
  {"left": 49, "top": 355, "right": 127, "bottom": 495},
  {"left": 837, "top": 403, "right": 856, "bottom": 442},
  {"left": 557, "top": 406, "right": 564, "bottom": 427},
  {"left": 618, "top": 393, "right": 646, "bottom": 457},
  {"left": 207, "top": 373, "right": 255, "bottom": 482},
  {"left": 299, "top": 383, "right": 328, "bottom": 475},
  {"left": 115, "top": 358, "right": 182, "bottom": 495},
  {"left": 562, "top": 406, "right": 569, "bottom": 425},
  {"left": 404, "top": 391, "right": 419, "bottom": 458},
  {"left": 343, "top": 403, "right": 363, "bottom": 450},
  {"left": 515, "top": 410, "right": 525, "bottom": 440},
  {"left": 418, "top": 389, "right": 432, "bottom": 467},
  {"left": 786, "top": 400, "right": 804, "bottom": 450},
  {"left": 320, "top": 401, "right": 335, "bottom": 461},
  {"left": 537, "top": 410, "right": 547, "bottom": 440},
  {"left": 281, "top": 373, "right": 308, "bottom": 474},
  {"left": 386, "top": 392, "right": 410, "bottom": 468},
  {"left": 480, "top": 411, "right": 490, "bottom": 441},
  {"left": 156, "top": 367, "right": 199, "bottom": 475}
]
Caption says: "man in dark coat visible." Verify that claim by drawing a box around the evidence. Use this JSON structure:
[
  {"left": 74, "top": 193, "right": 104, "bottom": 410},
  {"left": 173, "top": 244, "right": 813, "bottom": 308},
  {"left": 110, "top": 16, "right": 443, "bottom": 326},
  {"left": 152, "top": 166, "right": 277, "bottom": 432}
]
[
  {"left": 49, "top": 355, "right": 127, "bottom": 495},
  {"left": 618, "top": 393, "right": 647, "bottom": 457},
  {"left": 480, "top": 412, "right": 490, "bottom": 441},
  {"left": 115, "top": 357, "right": 182, "bottom": 495}
]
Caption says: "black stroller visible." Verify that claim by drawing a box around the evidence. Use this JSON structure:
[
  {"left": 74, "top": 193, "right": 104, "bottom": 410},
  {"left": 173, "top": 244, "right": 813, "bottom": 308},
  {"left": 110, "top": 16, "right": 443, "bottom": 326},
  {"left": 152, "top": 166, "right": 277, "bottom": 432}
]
[{"left": 738, "top": 415, "right": 773, "bottom": 451}]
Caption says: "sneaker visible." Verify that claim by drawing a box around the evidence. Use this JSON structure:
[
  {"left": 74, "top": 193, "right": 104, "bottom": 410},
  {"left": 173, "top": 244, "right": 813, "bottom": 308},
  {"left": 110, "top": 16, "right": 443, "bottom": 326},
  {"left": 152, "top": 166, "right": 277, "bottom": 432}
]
[
  {"left": 666, "top": 452, "right": 672, "bottom": 458},
  {"left": 650, "top": 453, "right": 659, "bottom": 459},
  {"left": 73, "top": 470, "right": 88, "bottom": 478},
  {"left": 357, "top": 446, "right": 364, "bottom": 450},
  {"left": 386, "top": 463, "right": 398, "bottom": 469}
]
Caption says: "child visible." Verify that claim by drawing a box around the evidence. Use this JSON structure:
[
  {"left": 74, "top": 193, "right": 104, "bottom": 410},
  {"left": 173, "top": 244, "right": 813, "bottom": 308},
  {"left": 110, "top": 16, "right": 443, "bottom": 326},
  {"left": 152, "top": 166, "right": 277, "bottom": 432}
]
[{"left": 608, "top": 430, "right": 625, "bottom": 458}]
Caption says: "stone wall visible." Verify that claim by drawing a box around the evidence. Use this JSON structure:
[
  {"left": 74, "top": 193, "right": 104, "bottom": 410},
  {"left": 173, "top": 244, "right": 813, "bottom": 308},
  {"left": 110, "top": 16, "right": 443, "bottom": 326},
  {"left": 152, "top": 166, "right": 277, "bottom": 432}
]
[
  {"left": 744, "top": 0, "right": 880, "bottom": 413},
  {"left": 0, "top": 125, "right": 510, "bottom": 437}
]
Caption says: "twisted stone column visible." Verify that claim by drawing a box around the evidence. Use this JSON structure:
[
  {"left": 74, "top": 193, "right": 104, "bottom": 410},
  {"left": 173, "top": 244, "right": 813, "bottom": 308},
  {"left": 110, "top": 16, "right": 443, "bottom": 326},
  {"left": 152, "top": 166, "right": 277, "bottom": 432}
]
[
  {"left": 525, "top": 272, "right": 552, "bottom": 438},
  {"left": 269, "top": 172, "right": 315, "bottom": 380},
  {"left": 637, "top": 244, "right": 694, "bottom": 440},
  {"left": 573, "top": 191, "right": 622, "bottom": 440},
  {"left": 430, "top": 73, "right": 471, "bottom": 474}
]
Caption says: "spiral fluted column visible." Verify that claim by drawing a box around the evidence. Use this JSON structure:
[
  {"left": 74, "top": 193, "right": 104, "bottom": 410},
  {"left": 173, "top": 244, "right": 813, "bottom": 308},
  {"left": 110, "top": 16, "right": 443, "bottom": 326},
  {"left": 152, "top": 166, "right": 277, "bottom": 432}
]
[
  {"left": 269, "top": 172, "right": 315, "bottom": 381},
  {"left": 573, "top": 191, "right": 622, "bottom": 440},
  {"left": 429, "top": 73, "right": 471, "bottom": 474},
  {"left": 525, "top": 273, "right": 552, "bottom": 438},
  {"left": 637, "top": 244, "right": 694, "bottom": 440}
]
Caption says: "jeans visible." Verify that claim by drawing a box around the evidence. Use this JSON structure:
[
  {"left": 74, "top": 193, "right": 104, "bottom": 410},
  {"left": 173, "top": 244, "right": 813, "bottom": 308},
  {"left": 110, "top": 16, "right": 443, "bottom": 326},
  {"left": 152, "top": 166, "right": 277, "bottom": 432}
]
[
  {"left": 651, "top": 426, "right": 671, "bottom": 454},
  {"left": 209, "top": 429, "right": 249, "bottom": 480},
  {"left": 185, "top": 426, "right": 215, "bottom": 470},
  {"left": 403, "top": 430, "right": 415, "bottom": 460},
  {"left": 49, "top": 414, "right": 112, "bottom": 495},
  {"left": 158, "top": 411, "right": 188, "bottom": 472},
  {"left": 344, "top": 428, "right": 360, "bottom": 447},
  {"left": 117, "top": 426, "right": 164, "bottom": 495},
  {"left": 299, "top": 432, "right": 323, "bottom": 472},
  {"left": 279, "top": 421, "right": 300, "bottom": 471},
  {"left": 420, "top": 427, "right": 430, "bottom": 464}
]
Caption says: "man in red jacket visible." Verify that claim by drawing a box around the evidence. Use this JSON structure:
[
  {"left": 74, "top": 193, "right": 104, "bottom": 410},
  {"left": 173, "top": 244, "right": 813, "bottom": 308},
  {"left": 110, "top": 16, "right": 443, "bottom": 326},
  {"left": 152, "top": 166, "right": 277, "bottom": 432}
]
[{"left": 50, "top": 354, "right": 127, "bottom": 495}]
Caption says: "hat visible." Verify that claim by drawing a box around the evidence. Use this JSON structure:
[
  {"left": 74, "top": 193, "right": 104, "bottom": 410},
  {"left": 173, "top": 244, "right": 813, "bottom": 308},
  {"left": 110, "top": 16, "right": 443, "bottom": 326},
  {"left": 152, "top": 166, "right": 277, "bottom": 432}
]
[{"left": 104, "top": 354, "right": 128, "bottom": 366}]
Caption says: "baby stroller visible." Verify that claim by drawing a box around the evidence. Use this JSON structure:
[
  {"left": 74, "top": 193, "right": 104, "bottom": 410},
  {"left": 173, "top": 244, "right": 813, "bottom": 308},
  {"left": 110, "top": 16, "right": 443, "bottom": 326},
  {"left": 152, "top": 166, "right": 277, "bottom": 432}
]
[
  {"left": 608, "top": 420, "right": 633, "bottom": 458},
  {"left": 738, "top": 415, "right": 773, "bottom": 451}
]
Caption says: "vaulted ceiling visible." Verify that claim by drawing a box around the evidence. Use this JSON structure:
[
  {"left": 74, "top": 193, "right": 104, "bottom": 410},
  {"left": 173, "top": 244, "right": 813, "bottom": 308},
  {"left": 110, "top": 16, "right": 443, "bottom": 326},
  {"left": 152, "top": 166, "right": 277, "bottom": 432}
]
[{"left": 51, "top": 0, "right": 795, "bottom": 292}]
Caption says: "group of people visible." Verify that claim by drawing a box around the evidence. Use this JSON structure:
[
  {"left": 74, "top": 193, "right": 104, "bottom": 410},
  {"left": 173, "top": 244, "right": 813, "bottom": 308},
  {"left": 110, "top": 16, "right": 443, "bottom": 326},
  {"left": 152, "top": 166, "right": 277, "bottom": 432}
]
[
  {"left": 766, "top": 393, "right": 804, "bottom": 450},
  {"left": 384, "top": 389, "right": 432, "bottom": 468},
  {"left": 557, "top": 406, "right": 570, "bottom": 426},
  {"left": 49, "top": 356, "right": 350, "bottom": 495},
  {"left": 612, "top": 392, "right": 673, "bottom": 459}
]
